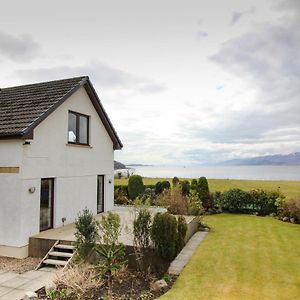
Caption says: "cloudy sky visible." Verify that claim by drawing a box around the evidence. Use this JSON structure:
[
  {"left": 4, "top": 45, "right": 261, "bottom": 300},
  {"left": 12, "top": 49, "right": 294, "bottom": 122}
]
[{"left": 1, "top": 0, "right": 299, "bottom": 165}]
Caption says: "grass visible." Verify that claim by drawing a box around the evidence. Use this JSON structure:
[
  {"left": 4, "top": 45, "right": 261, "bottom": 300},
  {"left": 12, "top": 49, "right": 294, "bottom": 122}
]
[
  {"left": 115, "top": 178, "right": 300, "bottom": 199},
  {"left": 160, "top": 214, "right": 300, "bottom": 300}
]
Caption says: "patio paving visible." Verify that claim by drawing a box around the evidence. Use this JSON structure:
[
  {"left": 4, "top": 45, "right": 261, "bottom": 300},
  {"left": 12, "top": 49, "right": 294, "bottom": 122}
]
[
  {"left": 0, "top": 267, "right": 55, "bottom": 300},
  {"left": 31, "top": 206, "right": 175, "bottom": 246}
]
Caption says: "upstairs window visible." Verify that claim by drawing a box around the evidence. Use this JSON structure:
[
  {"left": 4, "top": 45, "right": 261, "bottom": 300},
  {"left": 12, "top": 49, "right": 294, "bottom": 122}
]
[{"left": 68, "top": 111, "right": 89, "bottom": 145}]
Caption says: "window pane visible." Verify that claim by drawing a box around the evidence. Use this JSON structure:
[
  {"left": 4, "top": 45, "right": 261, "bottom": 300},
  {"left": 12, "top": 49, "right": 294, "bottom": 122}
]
[
  {"left": 79, "top": 116, "right": 88, "bottom": 144},
  {"left": 68, "top": 112, "right": 77, "bottom": 142}
]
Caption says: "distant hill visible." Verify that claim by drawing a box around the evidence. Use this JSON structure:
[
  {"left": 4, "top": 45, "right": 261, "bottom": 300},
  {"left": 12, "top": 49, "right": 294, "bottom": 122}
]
[
  {"left": 114, "top": 160, "right": 126, "bottom": 170},
  {"left": 221, "top": 152, "right": 300, "bottom": 166}
]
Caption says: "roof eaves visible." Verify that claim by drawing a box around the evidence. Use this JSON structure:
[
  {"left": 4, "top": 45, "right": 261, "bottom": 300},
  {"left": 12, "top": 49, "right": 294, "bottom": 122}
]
[{"left": 84, "top": 79, "right": 123, "bottom": 150}]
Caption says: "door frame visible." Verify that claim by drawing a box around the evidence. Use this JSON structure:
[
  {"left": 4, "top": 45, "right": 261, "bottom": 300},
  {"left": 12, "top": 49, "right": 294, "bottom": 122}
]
[
  {"left": 40, "top": 178, "right": 55, "bottom": 232},
  {"left": 97, "top": 175, "right": 105, "bottom": 213}
]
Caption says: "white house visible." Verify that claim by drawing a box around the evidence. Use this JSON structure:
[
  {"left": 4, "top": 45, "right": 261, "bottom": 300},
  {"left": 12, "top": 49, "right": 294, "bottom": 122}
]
[{"left": 0, "top": 76, "right": 122, "bottom": 258}]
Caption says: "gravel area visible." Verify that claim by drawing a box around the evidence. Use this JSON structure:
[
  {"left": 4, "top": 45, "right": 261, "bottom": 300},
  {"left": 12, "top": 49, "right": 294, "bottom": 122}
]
[{"left": 0, "top": 256, "right": 40, "bottom": 274}]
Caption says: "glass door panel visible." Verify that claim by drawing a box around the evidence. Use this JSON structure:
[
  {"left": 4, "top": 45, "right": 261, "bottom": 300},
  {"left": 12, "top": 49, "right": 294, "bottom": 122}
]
[
  {"left": 97, "top": 175, "right": 104, "bottom": 213},
  {"left": 40, "top": 178, "right": 54, "bottom": 231}
]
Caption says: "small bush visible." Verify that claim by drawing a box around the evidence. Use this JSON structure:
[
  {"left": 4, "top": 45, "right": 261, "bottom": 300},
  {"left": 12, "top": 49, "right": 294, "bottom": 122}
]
[
  {"left": 197, "top": 177, "right": 212, "bottom": 209},
  {"left": 250, "top": 189, "right": 283, "bottom": 215},
  {"left": 139, "top": 187, "right": 157, "bottom": 205},
  {"left": 133, "top": 209, "right": 152, "bottom": 249},
  {"left": 98, "top": 212, "right": 121, "bottom": 245},
  {"left": 114, "top": 187, "right": 130, "bottom": 205},
  {"left": 158, "top": 186, "right": 188, "bottom": 215},
  {"left": 187, "top": 190, "right": 204, "bottom": 215},
  {"left": 74, "top": 208, "right": 99, "bottom": 261},
  {"left": 155, "top": 181, "right": 171, "bottom": 194},
  {"left": 220, "top": 188, "right": 284, "bottom": 215},
  {"left": 114, "top": 185, "right": 128, "bottom": 196},
  {"left": 190, "top": 179, "right": 198, "bottom": 191},
  {"left": 96, "top": 212, "right": 126, "bottom": 297},
  {"left": 128, "top": 175, "right": 145, "bottom": 200},
  {"left": 54, "top": 263, "right": 103, "bottom": 300},
  {"left": 281, "top": 198, "right": 300, "bottom": 222},
  {"left": 220, "top": 189, "right": 251, "bottom": 213},
  {"left": 172, "top": 176, "right": 180, "bottom": 186},
  {"left": 151, "top": 212, "right": 178, "bottom": 261},
  {"left": 180, "top": 180, "right": 190, "bottom": 196},
  {"left": 133, "top": 209, "right": 152, "bottom": 272},
  {"left": 176, "top": 216, "right": 187, "bottom": 253}
]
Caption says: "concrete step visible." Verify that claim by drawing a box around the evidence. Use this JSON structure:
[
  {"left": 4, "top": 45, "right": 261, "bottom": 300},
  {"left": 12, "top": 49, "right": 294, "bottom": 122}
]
[
  {"left": 49, "top": 251, "right": 73, "bottom": 258},
  {"left": 55, "top": 244, "right": 74, "bottom": 250},
  {"left": 43, "top": 259, "right": 67, "bottom": 266}
]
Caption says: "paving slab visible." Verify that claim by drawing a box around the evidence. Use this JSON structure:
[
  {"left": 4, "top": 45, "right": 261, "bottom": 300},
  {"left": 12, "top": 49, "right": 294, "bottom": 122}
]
[
  {"left": 0, "top": 267, "right": 56, "bottom": 300},
  {"left": 168, "top": 231, "right": 208, "bottom": 275},
  {"left": 0, "top": 272, "right": 18, "bottom": 284},
  {"left": 0, "top": 287, "right": 11, "bottom": 297},
  {"left": 1, "top": 277, "right": 30, "bottom": 289}
]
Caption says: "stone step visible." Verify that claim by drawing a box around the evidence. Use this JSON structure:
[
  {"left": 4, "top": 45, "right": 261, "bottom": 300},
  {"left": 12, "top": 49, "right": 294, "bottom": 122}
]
[
  {"left": 54, "top": 244, "right": 74, "bottom": 250},
  {"left": 49, "top": 251, "right": 73, "bottom": 258},
  {"left": 43, "top": 259, "right": 67, "bottom": 266}
]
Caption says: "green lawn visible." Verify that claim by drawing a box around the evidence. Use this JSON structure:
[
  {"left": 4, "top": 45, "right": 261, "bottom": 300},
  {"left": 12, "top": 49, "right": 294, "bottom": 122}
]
[
  {"left": 160, "top": 214, "right": 300, "bottom": 300},
  {"left": 115, "top": 178, "right": 300, "bottom": 199}
]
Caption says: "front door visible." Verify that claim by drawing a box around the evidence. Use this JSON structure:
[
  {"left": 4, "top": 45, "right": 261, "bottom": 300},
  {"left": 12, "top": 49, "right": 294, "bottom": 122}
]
[
  {"left": 97, "top": 175, "right": 105, "bottom": 213},
  {"left": 40, "top": 178, "right": 54, "bottom": 231}
]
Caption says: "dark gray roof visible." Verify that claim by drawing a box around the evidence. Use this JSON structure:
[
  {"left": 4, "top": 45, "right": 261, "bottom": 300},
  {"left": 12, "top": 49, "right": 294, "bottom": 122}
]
[{"left": 0, "top": 76, "right": 123, "bottom": 149}]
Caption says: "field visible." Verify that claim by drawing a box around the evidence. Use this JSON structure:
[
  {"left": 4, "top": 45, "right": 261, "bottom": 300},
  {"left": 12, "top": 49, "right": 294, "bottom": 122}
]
[
  {"left": 160, "top": 214, "right": 300, "bottom": 300},
  {"left": 114, "top": 178, "right": 300, "bottom": 199}
]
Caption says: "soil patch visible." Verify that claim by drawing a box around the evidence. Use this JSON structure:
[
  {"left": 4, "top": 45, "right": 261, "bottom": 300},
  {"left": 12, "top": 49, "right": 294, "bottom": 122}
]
[
  {"left": 37, "top": 269, "right": 177, "bottom": 300},
  {"left": 0, "top": 256, "right": 40, "bottom": 274}
]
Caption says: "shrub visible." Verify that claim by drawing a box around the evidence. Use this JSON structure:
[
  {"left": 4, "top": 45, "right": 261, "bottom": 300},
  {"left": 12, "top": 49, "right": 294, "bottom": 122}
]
[
  {"left": 74, "top": 208, "right": 99, "bottom": 261},
  {"left": 114, "top": 187, "right": 130, "bottom": 205},
  {"left": 158, "top": 186, "right": 188, "bottom": 215},
  {"left": 155, "top": 180, "right": 171, "bottom": 194},
  {"left": 133, "top": 209, "right": 152, "bottom": 272},
  {"left": 96, "top": 212, "right": 126, "bottom": 298},
  {"left": 133, "top": 209, "right": 152, "bottom": 249},
  {"left": 281, "top": 198, "right": 300, "bottom": 222},
  {"left": 172, "top": 176, "right": 180, "bottom": 186},
  {"left": 220, "top": 188, "right": 284, "bottom": 215},
  {"left": 197, "top": 177, "right": 212, "bottom": 209},
  {"left": 98, "top": 212, "right": 122, "bottom": 245},
  {"left": 220, "top": 188, "right": 251, "bottom": 213},
  {"left": 212, "top": 191, "right": 223, "bottom": 208},
  {"left": 114, "top": 185, "right": 128, "bottom": 196},
  {"left": 54, "top": 263, "right": 103, "bottom": 300},
  {"left": 151, "top": 212, "right": 178, "bottom": 261},
  {"left": 176, "top": 216, "right": 187, "bottom": 253},
  {"left": 180, "top": 180, "right": 190, "bottom": 196},
  {"left": 250, "top": 189, "right": 283, "bottom": 215},
  {"left": 128, "top": 175, "right": 145, "bottom": 199},
  {"left": 187, "top": 190, "right": 204, "bottom": 215},
  {"left": 190, "top": 179, "right": 198, "bottom": 191},
  {"left": 139, "top": 187, "right": 157, "bottom": 205}
]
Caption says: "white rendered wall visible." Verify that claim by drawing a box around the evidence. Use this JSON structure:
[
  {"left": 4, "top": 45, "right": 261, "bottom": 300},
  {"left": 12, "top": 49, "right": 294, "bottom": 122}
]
[
  {"left": 0, "top": 141, "right": 23, "bottom": 247},
  {"left": 16, "top": 87, "right": 114, "bottom": 247}
]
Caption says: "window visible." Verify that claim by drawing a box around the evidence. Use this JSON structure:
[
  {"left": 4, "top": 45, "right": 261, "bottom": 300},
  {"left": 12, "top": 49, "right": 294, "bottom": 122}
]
[{"left": 68, "top": 111, "right": 89, "bottom": 145}]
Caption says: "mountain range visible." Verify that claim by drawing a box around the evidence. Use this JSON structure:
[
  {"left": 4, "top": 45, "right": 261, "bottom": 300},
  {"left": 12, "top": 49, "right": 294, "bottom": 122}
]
[{"left": 221, "top": 152, "right": 300, "bottom": 166}]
